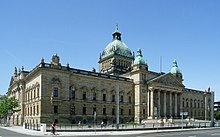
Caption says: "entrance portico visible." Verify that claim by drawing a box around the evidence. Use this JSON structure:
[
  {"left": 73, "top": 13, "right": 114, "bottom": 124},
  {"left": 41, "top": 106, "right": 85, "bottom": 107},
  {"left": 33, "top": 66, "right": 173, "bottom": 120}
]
[{"left": 147, "top": 86, "right": 182, "bottom": 119}]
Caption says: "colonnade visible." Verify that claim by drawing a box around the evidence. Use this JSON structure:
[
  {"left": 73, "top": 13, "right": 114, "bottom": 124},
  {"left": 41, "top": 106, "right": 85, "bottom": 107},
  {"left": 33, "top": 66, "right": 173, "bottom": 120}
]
[{"left": 147, "top": 87, "right": 180, "bottom": 119}]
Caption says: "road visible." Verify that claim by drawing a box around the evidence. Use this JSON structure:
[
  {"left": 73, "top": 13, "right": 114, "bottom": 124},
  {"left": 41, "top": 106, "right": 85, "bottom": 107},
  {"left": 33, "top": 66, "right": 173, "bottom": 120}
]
[
  {"left": 0, "top": 127, "right": 220, "bottom": 137},
  {"left": 115, "top": 128, "right": 220, "bottom": 137},
  {"left": 135, "top": 128, "right": 220, "bottom": 137},
  {"left": 0, "top": 128, "right": 39, "bottom": 137}
]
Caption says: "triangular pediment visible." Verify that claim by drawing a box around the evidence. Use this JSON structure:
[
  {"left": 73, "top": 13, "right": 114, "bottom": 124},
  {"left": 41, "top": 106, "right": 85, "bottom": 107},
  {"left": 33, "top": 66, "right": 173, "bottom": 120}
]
[{"left": 147, "top": 73, "right": 184, "bottom": 88}]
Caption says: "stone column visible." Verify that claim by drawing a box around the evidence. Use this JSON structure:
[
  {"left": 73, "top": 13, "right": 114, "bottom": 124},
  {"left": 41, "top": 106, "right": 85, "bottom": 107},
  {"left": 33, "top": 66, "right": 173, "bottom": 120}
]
[
  {"left": 180, "top": 94, "right": 183, "bottom": 115},
  {"left": 147, "top": 90, "right": 150, "bottom": 117},
  {"left": 170, "top": 92, "right": 172, "bottom": 117},
  {"left": 175, "top": 93, "right": 178, "bottom": 117},
  {"left": 158, "top": 91, "right": 160, "bottom": 118},
  {"left": 150, "top": 90, "right": 154, "bottom": 118},
  {"left": 164, "top": 92, "right": 166, "bottom": 117}
]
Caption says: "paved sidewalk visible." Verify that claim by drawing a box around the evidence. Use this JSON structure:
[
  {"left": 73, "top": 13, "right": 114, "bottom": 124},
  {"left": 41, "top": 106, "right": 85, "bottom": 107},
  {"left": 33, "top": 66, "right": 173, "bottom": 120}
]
[{"left": 0, "top": 126, "right": 219, "bottom": 136}]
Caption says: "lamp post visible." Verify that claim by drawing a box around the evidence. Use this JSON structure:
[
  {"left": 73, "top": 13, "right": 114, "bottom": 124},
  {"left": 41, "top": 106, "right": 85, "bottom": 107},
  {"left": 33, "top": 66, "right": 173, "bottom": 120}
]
[{"left": 211, "top": 91, "right": 214, "bottom": 127}]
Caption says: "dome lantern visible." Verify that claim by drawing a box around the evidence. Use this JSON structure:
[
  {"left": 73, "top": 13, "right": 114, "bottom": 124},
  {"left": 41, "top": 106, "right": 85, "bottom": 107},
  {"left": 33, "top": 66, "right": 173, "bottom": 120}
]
[{"left": 112, "top": 23, "right": 121, "bottom": 41}]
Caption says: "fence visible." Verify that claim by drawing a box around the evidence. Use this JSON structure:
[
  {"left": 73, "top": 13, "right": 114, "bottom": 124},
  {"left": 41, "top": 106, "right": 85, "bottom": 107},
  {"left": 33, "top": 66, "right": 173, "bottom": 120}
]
[{"left": 19, "top": 121, "right": 220, "bottom": 132}]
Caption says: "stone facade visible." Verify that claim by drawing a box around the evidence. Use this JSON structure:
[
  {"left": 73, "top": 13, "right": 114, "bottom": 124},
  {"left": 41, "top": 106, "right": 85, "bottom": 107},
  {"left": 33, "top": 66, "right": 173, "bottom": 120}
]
[{"left": 8, "top": 26, "right": 212, "bottom": 126}]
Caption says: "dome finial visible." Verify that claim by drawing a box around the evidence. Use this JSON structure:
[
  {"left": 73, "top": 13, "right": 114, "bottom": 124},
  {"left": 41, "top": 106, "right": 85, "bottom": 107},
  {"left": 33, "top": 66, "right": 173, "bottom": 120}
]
[
  {"left": 112, "top": 24, "right": 121, "bottom": 41},
  {"left": 115, "top": 23, "right": 119, "bottom": 31},
  {"left": 173, "top": 59, "right": 178, "bottom": 67}
]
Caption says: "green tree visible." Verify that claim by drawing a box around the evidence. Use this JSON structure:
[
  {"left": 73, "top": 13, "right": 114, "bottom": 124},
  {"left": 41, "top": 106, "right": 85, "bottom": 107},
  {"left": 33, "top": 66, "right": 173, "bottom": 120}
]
[
  {"left": 0, "top": 96, "right": 19, "bottom": 119},
  {"left": 214, "top": 111, "right": 220, "bottom": 120}
]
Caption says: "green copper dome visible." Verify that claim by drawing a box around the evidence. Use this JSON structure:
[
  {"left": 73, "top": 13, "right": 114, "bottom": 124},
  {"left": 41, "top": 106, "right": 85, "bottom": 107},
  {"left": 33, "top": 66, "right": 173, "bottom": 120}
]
[
  {"left": 170, "top": 60, "right": 182, "bottom": 74},
  {"left": 134, "top": 48, "right": 146, "bottom": 65},
  {"left": 101, "top": 25, "right": 132, "bottom": 60}
]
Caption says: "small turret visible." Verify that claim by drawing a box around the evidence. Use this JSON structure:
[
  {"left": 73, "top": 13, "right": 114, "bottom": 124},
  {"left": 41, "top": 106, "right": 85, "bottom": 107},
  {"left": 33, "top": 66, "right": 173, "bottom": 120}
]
[
  {"left": 132, "top": 48, "right": 148, "bottom": 71},
  {"left": 134, "top": 48, "right": 146, "bottom": 65},
  {"left": 170, "top": 59, "right": 183, "bottom": 82}
]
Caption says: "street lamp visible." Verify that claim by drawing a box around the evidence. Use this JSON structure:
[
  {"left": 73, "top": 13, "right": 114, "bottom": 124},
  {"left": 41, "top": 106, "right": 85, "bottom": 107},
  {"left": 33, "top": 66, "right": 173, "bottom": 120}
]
[{"left": 211, "top": 91, "right": 214, "bottom": 127}]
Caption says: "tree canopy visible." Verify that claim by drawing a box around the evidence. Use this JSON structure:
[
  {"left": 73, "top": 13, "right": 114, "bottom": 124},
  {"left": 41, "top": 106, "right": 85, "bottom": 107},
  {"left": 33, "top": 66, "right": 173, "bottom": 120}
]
[
  {"left": 214, "top": 111, "right": 220, "bottom": 120},
  {"left": 0, "top": 95, "right": 19, "bottom": 118}
]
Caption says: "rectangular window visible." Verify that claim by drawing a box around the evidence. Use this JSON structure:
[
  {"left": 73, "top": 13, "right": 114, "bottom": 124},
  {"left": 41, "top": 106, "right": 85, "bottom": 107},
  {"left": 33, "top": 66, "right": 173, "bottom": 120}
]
[
  {"left": 37, "top": 105, "right": 39, "bottom": 115},
  {"left": 182, "top": 102, "right": 185, "bottom": 107},
  {"left": 103, "top": 108, "right": 106, "bottom": 115},
  {"left": 93, "top": 93, "right": 96, "bottom": 101},
  {"left": 70, "top": 90, "right": 75, "bottom": 99},
  {"left": 37, "top": 88, "right": 40, "bottom": 97},
  {"left": 120, "top": 96, "right": 124, "bottom": 103},
  {"left": 112, "top": 94, "right": 115, "bottom": 102},
  {"left": 103, "top": 94, "right": 106, "bottom": 101},
  {"left": 112, "top": 108, "right": 115, "bottom": 115},
  {"left": 83, "top": 107, "right": 86, "bottom": 115},
  {"left": 129, "top": 109, "right": 131, "bottom": 115},
  {"left": 30, "top": 107, "right": 32, "bottom": 115},
  {"left": 83, "top": 93, "right": 86, "bottom": 100},
  {"left": 34, "top": 90, "right": 36, "bottom": 98},
  {"left": 129, "top": 96, "right": 132, "bottom": 103},
  {"left": 54, "top": 106, "right": 58, "bottom": 113},
  {"left": 120, "top": 109, "right": 123, "bottom": 115},
  {"left": 53, "top": 87, "right": 59, "bottom": 97},
  {"left": 143, "top": 109, "right": 145, "bottom": 115},
  {"left": 33, "top": 106, "right": 35, "bottom": 115}
]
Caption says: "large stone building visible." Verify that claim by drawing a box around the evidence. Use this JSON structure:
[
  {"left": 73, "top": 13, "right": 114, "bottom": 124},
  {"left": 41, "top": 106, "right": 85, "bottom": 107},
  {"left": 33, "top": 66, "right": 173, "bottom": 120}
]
[{"left": 8, "top": 25, "right": 212, "bottom": 126}]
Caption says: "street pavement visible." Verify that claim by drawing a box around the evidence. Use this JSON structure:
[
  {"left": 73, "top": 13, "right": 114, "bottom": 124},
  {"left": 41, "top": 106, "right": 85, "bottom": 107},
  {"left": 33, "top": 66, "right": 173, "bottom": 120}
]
[{"left": 0, "top": 126, "right": 220, "bottom": 137}]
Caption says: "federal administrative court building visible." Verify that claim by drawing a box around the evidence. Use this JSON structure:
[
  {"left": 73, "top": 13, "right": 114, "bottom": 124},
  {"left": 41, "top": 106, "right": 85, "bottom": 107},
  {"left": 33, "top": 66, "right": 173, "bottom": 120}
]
[{"left": 8, "top": 26, "right": 212, "bottom": 126}]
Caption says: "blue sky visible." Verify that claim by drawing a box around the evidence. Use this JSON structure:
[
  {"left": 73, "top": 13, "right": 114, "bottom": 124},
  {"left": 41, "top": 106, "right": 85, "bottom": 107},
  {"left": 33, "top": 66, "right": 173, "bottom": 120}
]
[{"left": 0, "top": 0, "right": 219, "bottom": 101}]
